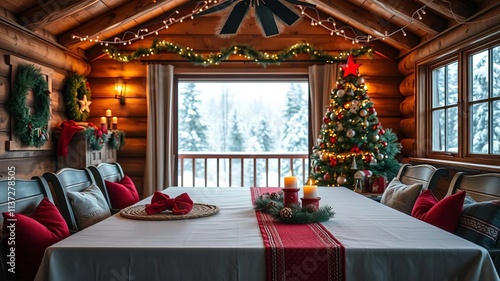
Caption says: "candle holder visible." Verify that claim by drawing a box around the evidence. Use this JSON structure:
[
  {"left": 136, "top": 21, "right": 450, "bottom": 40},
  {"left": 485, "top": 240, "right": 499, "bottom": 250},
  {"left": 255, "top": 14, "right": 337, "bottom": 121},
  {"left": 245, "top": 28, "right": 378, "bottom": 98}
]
[
  {"left": 283, "top": 188, "right": 300, "bottom": 207},
  {"left": 107, "top": 117, "right": 112, "bottom": 130},
  {"left": 301, "top": 197, "right": 321, "bottom": 211}
]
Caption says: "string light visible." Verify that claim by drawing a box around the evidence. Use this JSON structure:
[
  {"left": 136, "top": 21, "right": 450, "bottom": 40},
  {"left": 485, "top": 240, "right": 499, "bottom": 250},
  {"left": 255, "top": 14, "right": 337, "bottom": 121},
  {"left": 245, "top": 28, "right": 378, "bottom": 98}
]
[{"left": 72, "top": 0, "right": 500, "bottom": 47}]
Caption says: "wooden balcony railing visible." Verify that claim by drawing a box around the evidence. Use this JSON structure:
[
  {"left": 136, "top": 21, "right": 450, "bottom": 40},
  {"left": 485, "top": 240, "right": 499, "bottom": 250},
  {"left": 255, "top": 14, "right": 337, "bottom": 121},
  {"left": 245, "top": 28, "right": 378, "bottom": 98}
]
[{"left": 178, "top": 152, "right": 310, "bottom": 187}]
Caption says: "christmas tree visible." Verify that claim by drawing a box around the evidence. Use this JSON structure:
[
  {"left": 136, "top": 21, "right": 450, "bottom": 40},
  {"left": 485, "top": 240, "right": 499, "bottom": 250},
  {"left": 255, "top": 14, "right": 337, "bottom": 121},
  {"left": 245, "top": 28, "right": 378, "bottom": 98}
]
[{"left": 310, "top": 54, "right": 401, "bottom": 188}]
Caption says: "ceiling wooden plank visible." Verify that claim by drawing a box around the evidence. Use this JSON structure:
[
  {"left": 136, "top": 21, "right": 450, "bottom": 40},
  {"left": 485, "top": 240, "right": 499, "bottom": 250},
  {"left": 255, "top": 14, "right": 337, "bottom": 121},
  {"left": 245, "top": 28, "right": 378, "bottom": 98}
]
[
  {"left": 364, "top": 0, "right": 447, "bottom": 35},
  {"left": 19, "top": 0, "right": 100, "bottom": 31},
  {"left": 416, "top": 0, "right": 477, "bottom": 22},
  {"left": 58, "top": 0, "right": 191, "bottom": 50},
  {"left": 309, "top": 0, "right": 420, "bottom": 51}
]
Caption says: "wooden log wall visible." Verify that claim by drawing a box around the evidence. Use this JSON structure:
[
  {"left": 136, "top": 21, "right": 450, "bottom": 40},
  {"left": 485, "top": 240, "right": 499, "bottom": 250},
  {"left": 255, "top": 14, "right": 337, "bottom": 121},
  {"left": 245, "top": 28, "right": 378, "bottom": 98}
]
[
  {"left": 89, "top": 54, "right": 403, "bottom": 197},
  {"left": 397, "top": 8, "right": 500, "bottom": 159},
  {"left": 0, "top": 52, "right": 70, "bottom": 179}
]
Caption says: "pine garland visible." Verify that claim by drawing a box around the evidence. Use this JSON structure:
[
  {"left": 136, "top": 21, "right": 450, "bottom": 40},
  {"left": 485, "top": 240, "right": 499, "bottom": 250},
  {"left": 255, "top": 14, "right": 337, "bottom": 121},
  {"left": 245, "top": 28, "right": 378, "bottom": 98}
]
[
  {"left": 104, "top": 40, "right": 373, "bottom": 65},
  {"left": 8, "top": 64, "right": 51, "bottom": 148},
  {"left": 83, "top": 127, "right": 107, "bottom": 151},
  {"left": 254, "top": 191, "right": 335, "bottom": 224},
  {"left": 63, "top": 73, "right": 91, "bottom": 121},
  {"left": 109, "top": 130, "right": 126, "bottom": 150}
]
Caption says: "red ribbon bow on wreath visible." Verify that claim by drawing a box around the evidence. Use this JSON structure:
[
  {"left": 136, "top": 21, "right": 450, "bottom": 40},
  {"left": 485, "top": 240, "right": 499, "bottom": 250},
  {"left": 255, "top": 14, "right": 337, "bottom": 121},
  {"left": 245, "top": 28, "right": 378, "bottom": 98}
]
[{"left": 145, "top": 192, "right": 194, "bottom": 215}]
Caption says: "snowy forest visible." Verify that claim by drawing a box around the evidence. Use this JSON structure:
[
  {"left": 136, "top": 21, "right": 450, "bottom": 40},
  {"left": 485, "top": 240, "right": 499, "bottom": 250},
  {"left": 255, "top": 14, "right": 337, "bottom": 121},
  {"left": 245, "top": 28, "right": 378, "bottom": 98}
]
[{"left": 178, "top": 81, "right": 309, "bottom": 187}]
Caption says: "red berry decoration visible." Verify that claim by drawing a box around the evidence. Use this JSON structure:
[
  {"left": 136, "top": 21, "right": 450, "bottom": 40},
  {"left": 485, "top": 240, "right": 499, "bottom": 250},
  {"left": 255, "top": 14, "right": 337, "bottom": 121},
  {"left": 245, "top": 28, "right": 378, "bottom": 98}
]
[
  {"left": 329, "top": 157, "right": 337, "bottom": 166},
  {"left": 337, "top": 113, "right": 343, "bottom": 120},
  {"left": 350, "top": 145, "right": 360, "bottom": 153}
]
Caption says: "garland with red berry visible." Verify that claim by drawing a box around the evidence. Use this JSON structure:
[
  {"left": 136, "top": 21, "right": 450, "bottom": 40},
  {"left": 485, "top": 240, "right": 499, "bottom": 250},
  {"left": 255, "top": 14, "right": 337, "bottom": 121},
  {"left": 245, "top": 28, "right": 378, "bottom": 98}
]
[
  {"left": 109, "top": 130, "right": 126, "bottom": 150},
  {"left": 83, "top": 126, "right": 107, "bottom": 151},
  {"left": 253, "top": 191, "right": 335, "bottom": 224},
  {"left": 8, "top": 64, "right": 50, "bottom": 148}
]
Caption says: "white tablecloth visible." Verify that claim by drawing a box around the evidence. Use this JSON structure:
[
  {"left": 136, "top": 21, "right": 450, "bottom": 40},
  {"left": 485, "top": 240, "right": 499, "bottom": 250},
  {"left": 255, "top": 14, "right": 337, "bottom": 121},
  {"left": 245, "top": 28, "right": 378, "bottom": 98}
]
[{"left": 35, "top": 187, "right": 499, "bottom": 281}]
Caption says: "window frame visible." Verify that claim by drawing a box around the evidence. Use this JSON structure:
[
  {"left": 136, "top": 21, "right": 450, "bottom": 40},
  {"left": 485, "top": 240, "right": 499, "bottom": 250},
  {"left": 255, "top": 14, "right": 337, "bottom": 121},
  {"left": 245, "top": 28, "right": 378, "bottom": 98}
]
[{"left": 416, "top": 35, "right": 500, "bottom": 166}]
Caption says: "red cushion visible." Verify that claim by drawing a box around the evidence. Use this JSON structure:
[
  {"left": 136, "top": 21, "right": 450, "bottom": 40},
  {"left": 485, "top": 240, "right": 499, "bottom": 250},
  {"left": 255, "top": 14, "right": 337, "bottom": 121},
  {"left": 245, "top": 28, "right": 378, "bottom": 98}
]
[
  {"left": 2, "top": 197, "right": 70, "bottom": 281},
  {"left": 411, "top": 190, "right": 466, "bottom": 233},
  {"left": 105, "top": 175, "right": 139, "bottom": 209}
]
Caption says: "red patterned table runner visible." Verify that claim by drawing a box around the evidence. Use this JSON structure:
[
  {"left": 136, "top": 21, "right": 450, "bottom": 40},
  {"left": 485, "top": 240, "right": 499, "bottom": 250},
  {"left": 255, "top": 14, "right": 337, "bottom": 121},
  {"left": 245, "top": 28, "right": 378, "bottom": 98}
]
[{"left": 251, "top": 187, "right": 345, "bottom": 281}]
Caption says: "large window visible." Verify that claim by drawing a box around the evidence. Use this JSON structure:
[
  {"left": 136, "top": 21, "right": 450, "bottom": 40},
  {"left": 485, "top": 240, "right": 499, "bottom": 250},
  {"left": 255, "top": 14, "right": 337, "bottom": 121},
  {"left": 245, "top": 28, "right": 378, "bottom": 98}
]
[
  {"left": 176, "top": 76, "right": 309, "bottom": 186},
  {"left": 424, "top": 39, "right": 500, "bottom": 164}
]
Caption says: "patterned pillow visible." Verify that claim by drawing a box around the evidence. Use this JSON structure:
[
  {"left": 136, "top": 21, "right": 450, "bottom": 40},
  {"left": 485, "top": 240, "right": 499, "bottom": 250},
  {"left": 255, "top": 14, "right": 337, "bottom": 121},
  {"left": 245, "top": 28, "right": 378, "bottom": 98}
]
[
  {"left": 380, "top": 178, "right": 423, "bottom": 215},
  {"left": 455, "top": 200, "right": 500, "bottom": 249},
  {"left": 67, "top": 184, "right": 111, "bottom": 229}
]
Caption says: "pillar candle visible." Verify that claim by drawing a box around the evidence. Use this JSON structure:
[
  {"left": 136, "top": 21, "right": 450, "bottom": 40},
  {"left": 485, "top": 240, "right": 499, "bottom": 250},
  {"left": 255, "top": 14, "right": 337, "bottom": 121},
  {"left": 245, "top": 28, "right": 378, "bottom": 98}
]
[
  {"left": 284, "top": 176, "right": 297, "bottom": 189},
  {"left": 100, "top": 116, "right": 106, "bottom": 125},
  {"left": 303, "top": 183, "right": 318, "bottom": 199},
  {"left": 112, "top": 117, "right": 118, "bottom": 129},
  {"left": 106, "top": 109, "right": 112, "bottom": 117}
]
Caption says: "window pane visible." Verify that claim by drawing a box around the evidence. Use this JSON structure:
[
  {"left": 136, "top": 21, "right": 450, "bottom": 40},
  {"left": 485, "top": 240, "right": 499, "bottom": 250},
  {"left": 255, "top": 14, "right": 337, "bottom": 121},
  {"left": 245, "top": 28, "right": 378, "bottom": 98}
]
[
  {"left": 432, "top": 109, "right": 445, "bottom": 151},
  {"left": 432, "top": 67, "right": 445, "bottom": 108},
  {"left": 494, "top": 100, "right": 500, "bottom": 154},
  {"left": 470, "top": 102, "right": 489, "bottom": 153},
  {"left": 493, "top": 46, "right": 500, "bottom": 98},
  {"left": 470, "top": 50, "right": 489, "bottom": 101},
  {"left": 447, "top": 62, "right": 458, "bottom": 105},
  {"left": 446, "top": 107, "right": 458, "bottom": 152}
]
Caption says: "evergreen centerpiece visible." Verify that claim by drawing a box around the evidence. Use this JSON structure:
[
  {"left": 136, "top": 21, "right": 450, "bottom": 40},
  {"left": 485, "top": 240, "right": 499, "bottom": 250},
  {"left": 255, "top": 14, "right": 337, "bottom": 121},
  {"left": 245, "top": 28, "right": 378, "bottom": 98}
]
[{"left": 310, "top": 54, "right": 401, "bottom": 188}]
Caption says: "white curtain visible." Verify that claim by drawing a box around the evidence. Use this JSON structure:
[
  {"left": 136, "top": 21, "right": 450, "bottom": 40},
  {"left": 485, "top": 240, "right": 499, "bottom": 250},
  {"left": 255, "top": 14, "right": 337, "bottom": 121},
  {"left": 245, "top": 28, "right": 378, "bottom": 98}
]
[
  {"left": 144, "top": 64, "right": 175, "bottom": 197},
  {"left": 308, "top": 64, "right": 338, "bottom": 152}
]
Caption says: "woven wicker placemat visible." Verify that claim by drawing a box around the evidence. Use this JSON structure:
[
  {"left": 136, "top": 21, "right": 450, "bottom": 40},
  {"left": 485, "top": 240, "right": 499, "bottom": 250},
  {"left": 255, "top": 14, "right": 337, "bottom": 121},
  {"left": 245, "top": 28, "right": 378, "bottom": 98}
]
[{"left": 119, "top": 203, "right": 220, "bottom": 220}]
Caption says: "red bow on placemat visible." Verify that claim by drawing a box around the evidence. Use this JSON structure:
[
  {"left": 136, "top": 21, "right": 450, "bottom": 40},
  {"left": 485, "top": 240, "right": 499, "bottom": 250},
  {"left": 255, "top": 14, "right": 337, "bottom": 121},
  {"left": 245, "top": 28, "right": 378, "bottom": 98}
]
[{"left": 145, "top": 192, "right": 193, "bottom": 215}]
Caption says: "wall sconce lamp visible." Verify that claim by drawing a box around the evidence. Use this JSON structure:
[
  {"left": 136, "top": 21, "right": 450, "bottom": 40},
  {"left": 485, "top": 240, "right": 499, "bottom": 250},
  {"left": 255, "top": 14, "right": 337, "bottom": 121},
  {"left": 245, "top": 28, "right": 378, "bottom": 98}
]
[{"left": 114, "top": 78, "right": 126, "bottom": 105}]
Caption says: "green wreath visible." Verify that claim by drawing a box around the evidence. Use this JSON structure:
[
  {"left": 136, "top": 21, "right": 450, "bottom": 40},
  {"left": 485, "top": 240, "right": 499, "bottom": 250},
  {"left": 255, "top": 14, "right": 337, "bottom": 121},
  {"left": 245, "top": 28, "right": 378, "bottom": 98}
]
[
  {"left": 8, "top": 64, "right": 51, "bottom": 148},
  {"left": 63, "top": 73, "right": 91, "bottom": 121}
]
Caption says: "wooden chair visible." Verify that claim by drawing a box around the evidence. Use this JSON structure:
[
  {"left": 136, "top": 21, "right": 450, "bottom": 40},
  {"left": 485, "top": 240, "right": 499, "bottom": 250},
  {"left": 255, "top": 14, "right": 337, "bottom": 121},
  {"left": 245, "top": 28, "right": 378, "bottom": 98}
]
[
  {"left": 396, "top": 163, "right": 449, "bottom": 192},
  {"left": 88, "top": 162, "right": 125, "bottom": 212},
  {"left": 447, "top": 172, "right": 500, "bottom": 272},
  {"left": 0, "top": 176, "right": 53, "bottom": 280},
  {"left": 43, "top": 168, "right": 110, "bottom": 232}
]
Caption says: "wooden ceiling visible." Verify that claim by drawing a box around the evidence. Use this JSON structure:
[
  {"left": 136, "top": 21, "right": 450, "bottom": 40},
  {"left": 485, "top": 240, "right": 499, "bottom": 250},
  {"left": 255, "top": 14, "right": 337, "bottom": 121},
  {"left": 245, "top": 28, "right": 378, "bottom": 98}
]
[{"left": 1, "top": 0, "right": 498, "bottom": 62}]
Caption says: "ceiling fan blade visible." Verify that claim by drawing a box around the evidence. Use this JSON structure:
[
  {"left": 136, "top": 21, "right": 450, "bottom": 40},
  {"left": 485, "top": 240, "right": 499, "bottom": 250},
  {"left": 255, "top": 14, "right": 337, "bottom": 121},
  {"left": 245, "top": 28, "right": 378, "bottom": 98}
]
[
  {"left": 220, "top": 1, "right": 250, "bottom": 34},
  {"left": 195, "top": 0, "right": 237, "bottom": 17},
  {"left": 255, "top": 4, "right": 279, "bottom": 37},
  {"left": 264, "top": 0, "right": 299, "bottom": 26},
  {"left": 285, "top": 0, "right": 316, "bottom": 8}
]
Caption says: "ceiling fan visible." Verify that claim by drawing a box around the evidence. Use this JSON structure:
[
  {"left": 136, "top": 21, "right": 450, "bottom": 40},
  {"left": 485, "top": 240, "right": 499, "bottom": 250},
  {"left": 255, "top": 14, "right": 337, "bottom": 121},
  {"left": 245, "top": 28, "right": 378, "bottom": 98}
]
[{"left": 195, "top": 0, "right": 316, "bottom": 37}]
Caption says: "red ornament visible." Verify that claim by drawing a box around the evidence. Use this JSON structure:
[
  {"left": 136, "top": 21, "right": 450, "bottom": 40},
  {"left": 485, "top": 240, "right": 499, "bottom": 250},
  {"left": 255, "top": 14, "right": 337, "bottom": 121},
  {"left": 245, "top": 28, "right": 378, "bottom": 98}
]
[
  {"left": 329, "top": 157, "right": 337, "bottom": 166},
  {"left": 368, "top": 107, "right": 376, "bottom": 114},
  {"left": 324, "top": 173, "right": 331, "bottom": 181},
  {"left": 350, "top": 146, "right": 360, "bottom": 153},
  {"left": 364, "top": 154, "right": 373, "bottom": 163},
  {"left": 337, "top": 113, "right": 343, "bottom": 120},
  {"left": 381, "top": 141, "right": 388, "bottom": 147},
  {"left": 323, "top": 117, "right": 331, "bottom": 124},
  {"left": 340, "top": 54, "right": 362, "bottom": 78},
  {"left": 95, "top": 129, "right": 103, "bottom": 138},
  {"left": 379, "top": 129, "right": 385, "bottom": 135},
  {"left": 314, "top": 165, "right": 320, "bottom": 172},
  {"left": 330, "top": 136, "right": 337, "bottom": 144},
  {"left": 28, "top": 122, "right": 32, "bottom": 129}
]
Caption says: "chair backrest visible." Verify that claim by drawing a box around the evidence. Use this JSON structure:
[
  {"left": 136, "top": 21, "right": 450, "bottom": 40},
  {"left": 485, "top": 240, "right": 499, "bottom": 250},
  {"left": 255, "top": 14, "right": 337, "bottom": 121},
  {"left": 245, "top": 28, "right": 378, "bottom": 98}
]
[
  {"left": 396, "top": 163, "right": 449, "bottom": 192},
  {"left": 0, "top": 176, "right": 53, "bottom": 280},
  {"left": 447, "top": 172, "right": 500, "bottom": 202},
  {"left": 88, "top": 162, "right": 125, "bottom": 208},
  {"left": 43, "top": 168, "right": 107, "bottom": 232}
]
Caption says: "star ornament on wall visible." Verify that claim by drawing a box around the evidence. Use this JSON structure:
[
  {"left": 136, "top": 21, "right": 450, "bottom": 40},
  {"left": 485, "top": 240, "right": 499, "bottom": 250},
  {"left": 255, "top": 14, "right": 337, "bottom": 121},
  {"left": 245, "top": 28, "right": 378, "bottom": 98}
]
[
  {"left": 195, "top": 0, "right": 316, "bottom": 37},
  {"left": 340, "top": 54, "right": 362, "bottom": 77},
  {"left": 78, "top": 95, "right": 92, "bottom": 113}
]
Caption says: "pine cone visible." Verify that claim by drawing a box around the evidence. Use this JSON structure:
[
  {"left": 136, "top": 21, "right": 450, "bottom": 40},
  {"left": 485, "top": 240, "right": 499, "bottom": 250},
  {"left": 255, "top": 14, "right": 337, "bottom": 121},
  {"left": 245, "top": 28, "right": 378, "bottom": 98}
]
[
  {"left": 270, "top": 192, "right": 280, "bottom": 200},
  {"left": 267, "top": 201, "right": 278, "bottom": 210},
  {"left": 280, "top": 207, "right": 293, "bottom": 219}
]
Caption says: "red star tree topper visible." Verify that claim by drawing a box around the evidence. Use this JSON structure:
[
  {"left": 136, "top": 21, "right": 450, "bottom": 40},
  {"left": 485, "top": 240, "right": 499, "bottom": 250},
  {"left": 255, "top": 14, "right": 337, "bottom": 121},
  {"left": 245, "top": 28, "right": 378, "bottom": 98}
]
[{"left": 340, "top": 54, "right": 362, "bottom": 77}]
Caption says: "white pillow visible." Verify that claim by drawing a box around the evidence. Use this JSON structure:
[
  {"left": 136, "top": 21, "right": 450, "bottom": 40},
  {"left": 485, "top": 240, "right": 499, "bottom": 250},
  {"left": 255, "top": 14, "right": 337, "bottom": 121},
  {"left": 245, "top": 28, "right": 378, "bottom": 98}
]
[
  {"left": 67, "top": 184, "right": 111, "bottom": 229},
  {"left": 380, "top": 178, "right": 423, "bottom": 215}
]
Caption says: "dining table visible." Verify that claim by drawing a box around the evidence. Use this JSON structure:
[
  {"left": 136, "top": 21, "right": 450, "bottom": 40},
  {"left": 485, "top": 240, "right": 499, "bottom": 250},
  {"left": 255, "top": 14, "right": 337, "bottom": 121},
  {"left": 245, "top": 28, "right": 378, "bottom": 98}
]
[{"left": 35, "top": 186, "right": 499, "bottom": 281}]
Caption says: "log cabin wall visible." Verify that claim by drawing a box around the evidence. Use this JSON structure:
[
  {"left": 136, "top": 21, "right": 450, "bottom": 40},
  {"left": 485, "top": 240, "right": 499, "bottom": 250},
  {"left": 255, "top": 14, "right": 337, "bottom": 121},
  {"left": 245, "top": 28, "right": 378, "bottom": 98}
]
[
  {"left": 88, "top": 55, "right": 403, "bottom": 198},
  {"left": 0, "top": 16, "right": 91, "bottom": 180}
]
